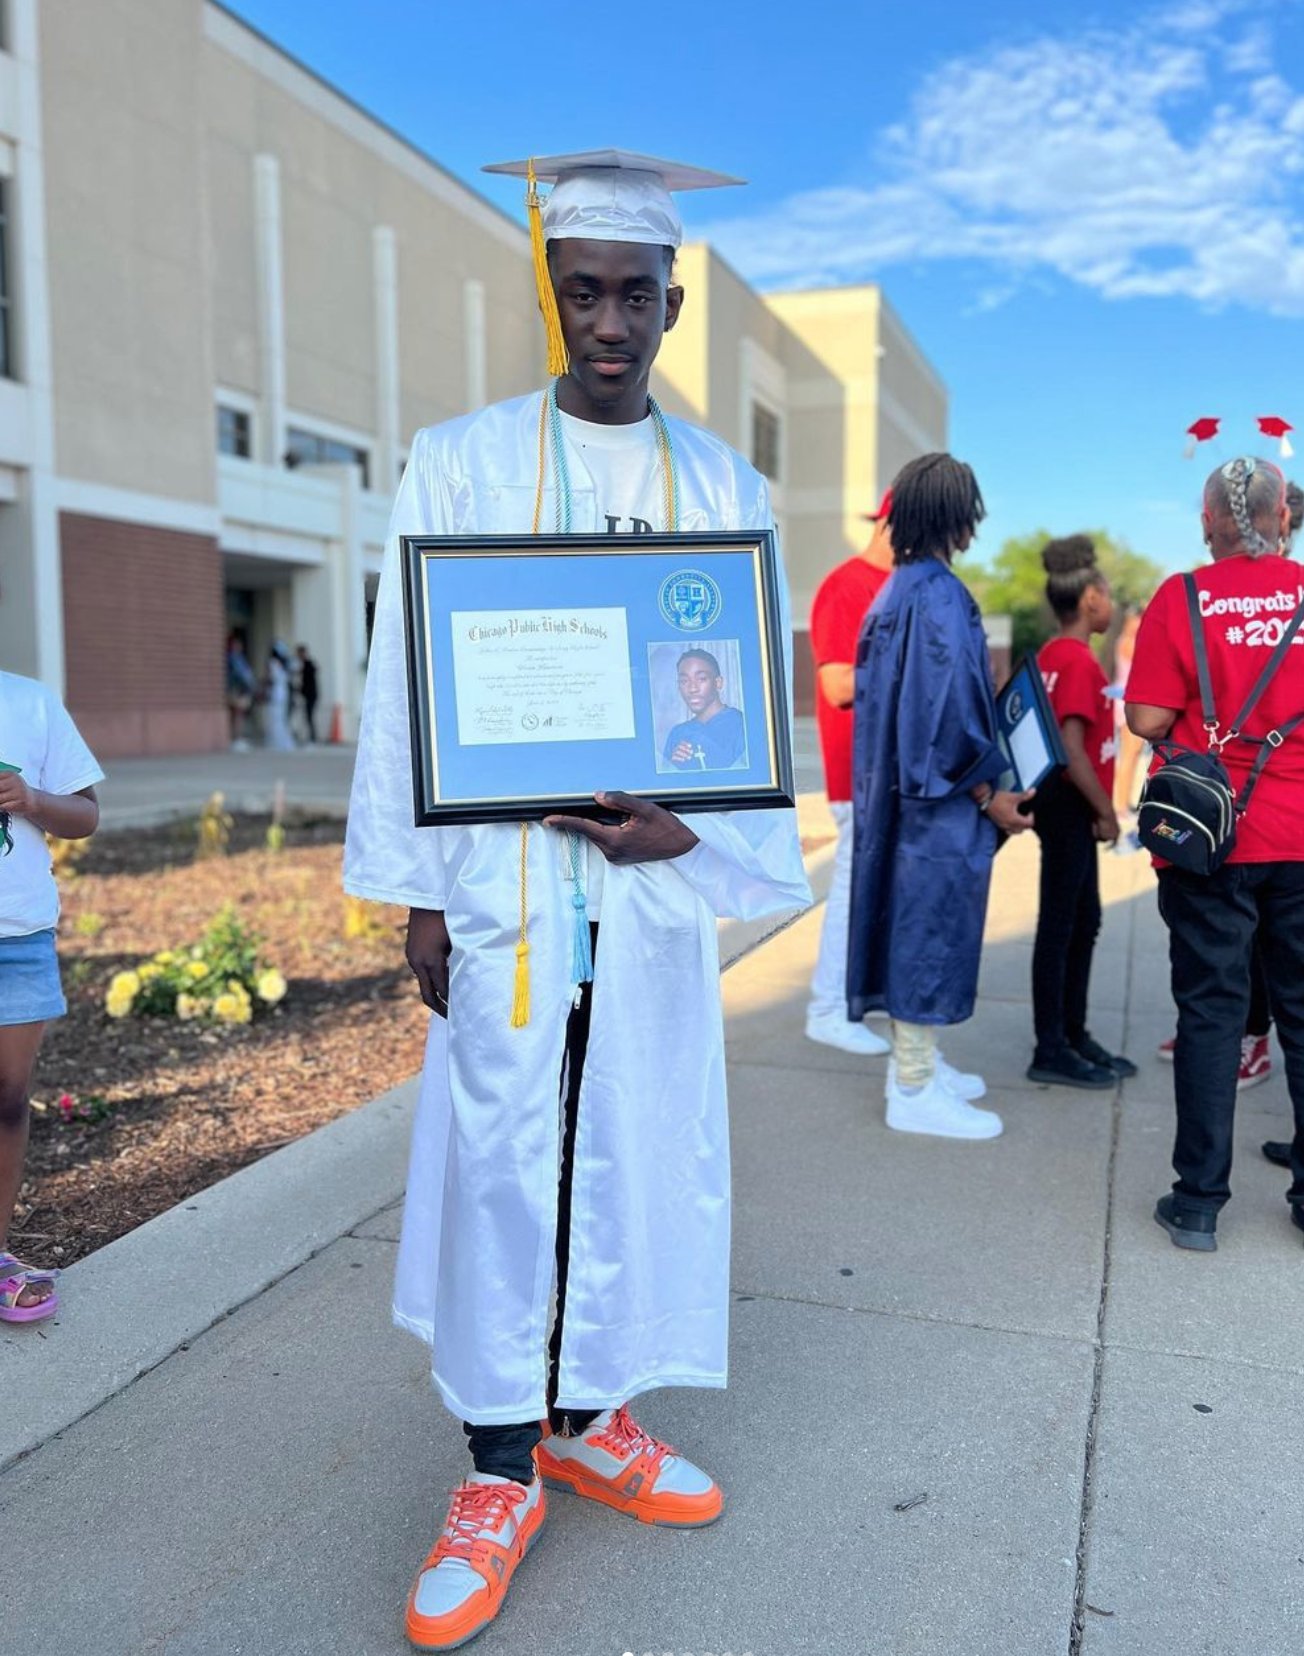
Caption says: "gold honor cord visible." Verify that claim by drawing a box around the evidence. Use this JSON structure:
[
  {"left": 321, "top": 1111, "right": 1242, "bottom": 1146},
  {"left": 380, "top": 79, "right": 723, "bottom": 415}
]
[{"left": 513, "top": 388, "right": 681, "bottom": 1027}]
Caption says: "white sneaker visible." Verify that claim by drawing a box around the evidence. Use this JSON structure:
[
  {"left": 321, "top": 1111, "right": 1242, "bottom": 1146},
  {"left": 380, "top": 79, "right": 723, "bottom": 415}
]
[
  {"left": 406, "top": 1473, "right": 544, "bottom": 1650},
  {"left": 885, "top": 1071, "right": 1003, "bottom": 1139},
  {"left": 935, "top": 1053, "right": 987, "bottom": 1101},
  {"left": 806, "top": 1010, "right": 891, "bottom": 1056}
]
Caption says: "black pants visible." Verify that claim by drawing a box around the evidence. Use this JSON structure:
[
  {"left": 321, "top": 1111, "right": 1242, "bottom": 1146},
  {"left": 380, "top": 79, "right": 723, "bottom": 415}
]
[
  {"left": 1157, "top": 863, "right": 1304, "bottom": 1212},
  {"left": 1031, "top": 785, "right": 1102, "bottom": 1059},
  {"left": 462, "top": 934, "right": 601, "bottom": 1484},
  {"left": 1247, "top": 936, "right": 1272, "bottom": 1037}
]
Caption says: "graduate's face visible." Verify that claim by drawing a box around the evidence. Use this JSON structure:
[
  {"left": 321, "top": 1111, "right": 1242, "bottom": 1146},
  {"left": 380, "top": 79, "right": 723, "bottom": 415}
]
[
  {"left": 678, "top": 657, "right": 723, "bottom": 716},
  {"left": 551, "top": 239, "right": 683, "bottom": 424}
]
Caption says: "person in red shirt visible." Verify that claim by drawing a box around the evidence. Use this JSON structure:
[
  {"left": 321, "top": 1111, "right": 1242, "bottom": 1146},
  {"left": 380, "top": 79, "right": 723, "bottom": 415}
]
[
  {"left": 805, "top": 491, "right": 895, "bottom": 1054},
  {"left": 1127, "top": 456, "right": 1304, "bottom": 1251},
  {"left": 1029, "top": 537, "right": 1137, "bottom": 1088}
]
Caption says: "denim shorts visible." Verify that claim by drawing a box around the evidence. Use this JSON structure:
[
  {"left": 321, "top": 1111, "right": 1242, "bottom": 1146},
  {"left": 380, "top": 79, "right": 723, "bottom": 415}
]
[{"left": 0, "top": 928, "right": 67, "bottom": 1026}]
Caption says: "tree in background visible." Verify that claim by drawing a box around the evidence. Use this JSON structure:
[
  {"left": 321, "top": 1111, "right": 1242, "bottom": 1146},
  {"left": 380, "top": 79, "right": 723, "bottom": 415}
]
[{"left": 963, "top": 530, "right": 1167, "bottom": 665}]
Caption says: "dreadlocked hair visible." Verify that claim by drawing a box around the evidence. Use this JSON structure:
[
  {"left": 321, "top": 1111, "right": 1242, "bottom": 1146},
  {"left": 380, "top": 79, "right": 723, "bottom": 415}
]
[
  {"left": 1042, "top": 534, "right": 1105, "bottom": 620},
  {"left": 1203, "top": 456, "right": 1285, "bottom": 558},
  {"left": 887, "top": 453, "right": 986, "bottom": 566},
  {"left": 1286, "top": 481, "right": 1303, "bottom": 538}
]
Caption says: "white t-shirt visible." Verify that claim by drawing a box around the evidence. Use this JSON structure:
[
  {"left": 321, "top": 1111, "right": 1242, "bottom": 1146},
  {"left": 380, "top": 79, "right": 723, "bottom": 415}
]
[
  {"left": 0, "top": 672, "right": 104, "bottom": 937},
  {"left": 558, "top": 411, "right": 668, "bottom": 918}
]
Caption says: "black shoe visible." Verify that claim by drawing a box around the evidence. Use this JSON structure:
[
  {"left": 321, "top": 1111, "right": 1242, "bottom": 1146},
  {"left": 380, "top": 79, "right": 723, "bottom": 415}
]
[
  {"left": 1073, "top": 1036, "right": 1138, "bottom": 1079},
  {"left": 1154, "top": 1193, "right": 1218, "bottom": 1252},
  {"left": 1026, "top": 1048, "right": 1116, "bottom": 1090},
  {"left": 1263, "top": 1140, "right": 1292, "bottom": 1169}
]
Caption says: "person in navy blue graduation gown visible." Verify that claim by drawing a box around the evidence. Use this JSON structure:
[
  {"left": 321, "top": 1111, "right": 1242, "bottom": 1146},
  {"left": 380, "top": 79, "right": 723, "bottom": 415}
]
[{"left": 846, "top": 453, "right": 1034, "bottom": 1140}]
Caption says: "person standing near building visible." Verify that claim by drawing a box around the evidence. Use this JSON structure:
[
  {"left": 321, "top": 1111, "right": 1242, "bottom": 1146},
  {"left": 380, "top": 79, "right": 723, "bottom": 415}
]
[
  {"left": 225, "top": 633, "right": 256, "bottom": 752},
  {"left": 295, "top": 644, "right": 320, "bottom": 746},
  {"left": 344, "top": 149, "right": 809, "bottom": 1651},
  {"left": 846, "top": 453, "right": 1033, "bottom": 1139},
  {"left": 1127, "top": 457, "right": 1304, "bottom": 1251},
  {"left": 805, "top": 494, "right": 894, "bottom": 1056},
  {"left": 1027, "top": 536, "right": 1135, "bottom": 1088},
  {"left": 0, "top": 671, "right": 103, "bottom": 1323},
  {"left": 263, "top": 642, "right": 295, "bottom": 752}
]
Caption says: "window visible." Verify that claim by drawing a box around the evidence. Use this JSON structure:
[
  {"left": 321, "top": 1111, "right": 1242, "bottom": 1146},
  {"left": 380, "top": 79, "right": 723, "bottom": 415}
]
[
  {"left": 285, "top": 426, "right": 370, "bottom": 489},
  {"left": 752, "top": 402, "right": 781, "bottom": 482},
  {"left": 217, "top": 405, "right": 252, "bottom": 459},
  {"left": 0, "top": 179, "right": 11, "bottom": 381}
]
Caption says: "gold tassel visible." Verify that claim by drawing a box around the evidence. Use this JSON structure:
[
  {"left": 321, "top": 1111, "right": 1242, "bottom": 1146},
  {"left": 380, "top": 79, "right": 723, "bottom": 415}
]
[
  {"left": 510, "top": 822, "right": 531, "bottom": 1028},
  {"left": 527, "top": 159, "right": 569, "bottom": 379}
]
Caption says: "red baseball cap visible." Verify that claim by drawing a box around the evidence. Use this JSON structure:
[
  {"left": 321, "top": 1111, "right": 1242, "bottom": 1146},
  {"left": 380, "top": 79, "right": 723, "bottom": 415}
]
[{"left": 860, "top": 488, "right": 893, "bottom": 522}]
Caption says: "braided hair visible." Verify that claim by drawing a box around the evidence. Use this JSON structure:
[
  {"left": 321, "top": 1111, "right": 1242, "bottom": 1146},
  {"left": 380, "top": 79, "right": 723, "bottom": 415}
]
[
  {"left": 1042, "top": 534, "right": 1106, "bottom": 620},
  {"left": 1286, "top": 481, "right": 1303, "bottom": 542},
  {"left": 887, "top": 453, "right": 986, "bottom": 566},
  {"left": 1203, "top": 457, "right": 1285, "bottom": 558}
]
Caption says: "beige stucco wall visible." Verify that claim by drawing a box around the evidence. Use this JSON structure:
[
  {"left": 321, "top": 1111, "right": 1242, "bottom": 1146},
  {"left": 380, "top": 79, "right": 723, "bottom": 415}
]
[
  {"left": 41, "top": 0, "right": 216, "bottom": 502},
  {"left": 199, "top": 20, "right": 540, "bottom": 451}
]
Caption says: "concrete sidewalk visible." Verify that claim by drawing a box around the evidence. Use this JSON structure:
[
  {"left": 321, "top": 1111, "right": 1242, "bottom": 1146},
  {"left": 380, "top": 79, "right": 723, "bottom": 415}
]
[{"left": 6, "top": 830, "right": 1304, "bottom": 1655}]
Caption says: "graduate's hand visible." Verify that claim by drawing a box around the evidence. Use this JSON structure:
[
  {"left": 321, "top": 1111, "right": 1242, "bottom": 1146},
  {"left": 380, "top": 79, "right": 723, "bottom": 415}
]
[
  {"left": 670, "top": 740, "right": 696, "bottom": 764},
  {"left": 987, "top": 789, "right": 1035, "bottom": 835},
  {"left": 406, "top": 907, "right": 451, "bottom": 1016},
  {"left": 0, "top": 771, "right": 36, "bottom": 816},
  {"left": 544, "top": 791, "right": 699, "bottom": 865}
]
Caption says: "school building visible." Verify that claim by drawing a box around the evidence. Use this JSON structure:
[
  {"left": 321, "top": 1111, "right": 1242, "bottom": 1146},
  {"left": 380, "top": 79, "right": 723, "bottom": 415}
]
[{"left": 0, "top": 0, "right": 948, "bottom": 756}]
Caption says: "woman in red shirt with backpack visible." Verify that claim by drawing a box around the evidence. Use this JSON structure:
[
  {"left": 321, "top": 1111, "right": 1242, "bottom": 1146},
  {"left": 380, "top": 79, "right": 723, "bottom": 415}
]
[{"left": 1128, "top": 457, "right": 1304, "bottom": 1251}]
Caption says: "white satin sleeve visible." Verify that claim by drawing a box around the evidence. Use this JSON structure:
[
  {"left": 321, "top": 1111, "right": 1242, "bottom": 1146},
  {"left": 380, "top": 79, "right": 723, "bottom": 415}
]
[
  {"left": 671, "top": 471, "right": 812, "bottom": 921},
  {"left": 343, "top": 431, "right": 453, "bottom": 909}
]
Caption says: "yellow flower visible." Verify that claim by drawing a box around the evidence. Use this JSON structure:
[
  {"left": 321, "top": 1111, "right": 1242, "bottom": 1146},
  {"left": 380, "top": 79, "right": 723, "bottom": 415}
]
[
  {"left": 175, "top": 993, "right": 205, "bottom": 1021},
  {"left": 105, "top": 986, "right": 135, "bottom": 1019},
  {"left": 109, "top": 970, "right": 141, "bottom": 997},
  {"left": 153, "top": 950, "right": 176, "bottom": 966},
  {"left": 212, "top": 992, "right": 252, "bottom": 1025},
  {"left": 138, "top": 963, "right": 161, "bottom": 982},
  {"left": 255, "top": 969, "right": 287, "bottom": 1006},
  {"left": 186, "top": 960, "right": 210, "bottom": 980}
]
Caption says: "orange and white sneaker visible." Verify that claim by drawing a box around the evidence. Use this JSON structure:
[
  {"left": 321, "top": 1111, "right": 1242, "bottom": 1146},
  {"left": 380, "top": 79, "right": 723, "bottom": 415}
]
[
  {"left": 405, "top": 1473, "right": 545, "bottom": 1652},
  {"left": 535, "top": 1405, "right": 723, "bottom": 1528}
]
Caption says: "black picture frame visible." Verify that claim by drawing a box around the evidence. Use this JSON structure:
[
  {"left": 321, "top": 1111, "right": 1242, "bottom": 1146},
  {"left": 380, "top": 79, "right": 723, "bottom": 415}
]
[
  {"left": 400, "top": 531, "right": 796, "bottom": 826},
  {"left": 995, "top": 655, "right": 1069, "bottom": 793}
]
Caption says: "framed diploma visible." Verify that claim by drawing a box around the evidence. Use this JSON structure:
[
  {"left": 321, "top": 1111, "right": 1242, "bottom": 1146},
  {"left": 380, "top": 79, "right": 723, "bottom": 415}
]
[
  {"left": 995, "top": 657, "right": 1068, "bottom": 792},
  {"left": 400, "top": 531, "right": 795, "bottom": 825}
]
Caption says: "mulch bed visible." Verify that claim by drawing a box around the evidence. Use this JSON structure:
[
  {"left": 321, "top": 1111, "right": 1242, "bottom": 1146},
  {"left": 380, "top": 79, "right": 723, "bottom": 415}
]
[
  {"left": 16, "top": 815, "right": 425, "bottom": 1268},
  {"left": 16, "top": 816, "right": 831, "bottom": 1270}
]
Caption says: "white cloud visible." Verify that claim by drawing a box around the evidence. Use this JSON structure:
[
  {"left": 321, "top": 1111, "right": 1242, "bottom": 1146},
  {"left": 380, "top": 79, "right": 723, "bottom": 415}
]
[{"left": 696, "top": 0, "right": 1304, "bottom": 315}]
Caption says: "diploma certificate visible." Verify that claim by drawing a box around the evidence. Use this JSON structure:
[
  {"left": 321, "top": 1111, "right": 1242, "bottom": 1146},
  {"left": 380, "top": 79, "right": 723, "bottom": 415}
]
[
  {"left": 450, "top": 607, "right": 636, "bottom": 746},
  {"left": 995, "top": 657, "right": 1068, "bottom": 793},
  {"left": 401, "top": 531, "right": 795, "bottom": 825}
]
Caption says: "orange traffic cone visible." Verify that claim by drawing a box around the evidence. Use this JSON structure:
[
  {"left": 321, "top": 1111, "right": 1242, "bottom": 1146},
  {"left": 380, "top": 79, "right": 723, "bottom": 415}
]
[{"left": 328, "top": 703, "right": 344, "bottom": 744}]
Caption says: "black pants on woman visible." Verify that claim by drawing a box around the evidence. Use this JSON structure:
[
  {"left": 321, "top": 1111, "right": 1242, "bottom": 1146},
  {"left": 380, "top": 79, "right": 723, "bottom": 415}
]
[
  {"left": 1031, "top": 782, "right": 1102, "bottom": 1062},
  {"left": 462, "top": 928, "right": 601, "bottom": 1485}
]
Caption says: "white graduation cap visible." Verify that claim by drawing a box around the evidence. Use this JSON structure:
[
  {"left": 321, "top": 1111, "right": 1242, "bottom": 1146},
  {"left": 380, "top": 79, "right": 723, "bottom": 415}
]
[{"left": 483, "top": 149, "right": 745, "bottom": 374}]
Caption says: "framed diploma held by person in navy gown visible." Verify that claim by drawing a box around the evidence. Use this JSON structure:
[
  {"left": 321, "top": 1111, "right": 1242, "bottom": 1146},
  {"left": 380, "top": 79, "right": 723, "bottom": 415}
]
[
  {"left": 400, "top": 531, "right": 795, "bottom": 825},
  {"left": 995, "top": 657, "right": 1068, "bottom": 793}
]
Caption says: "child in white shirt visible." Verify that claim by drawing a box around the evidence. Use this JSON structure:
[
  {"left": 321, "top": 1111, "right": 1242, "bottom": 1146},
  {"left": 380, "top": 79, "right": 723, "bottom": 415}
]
[{"left": 0, "top": 671, "right": 103, "bottom": 1323}]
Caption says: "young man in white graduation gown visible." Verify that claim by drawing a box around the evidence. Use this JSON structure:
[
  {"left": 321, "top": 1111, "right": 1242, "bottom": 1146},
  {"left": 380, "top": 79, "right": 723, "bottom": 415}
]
[{"left": 344, "top": 149, "right": 810, "bottom": 1651}]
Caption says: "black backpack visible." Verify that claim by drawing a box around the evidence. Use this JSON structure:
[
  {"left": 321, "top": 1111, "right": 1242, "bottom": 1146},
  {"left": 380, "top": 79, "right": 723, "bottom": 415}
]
[{"left": 1136, "top": 573, "right": 1304, "bottom": 874}]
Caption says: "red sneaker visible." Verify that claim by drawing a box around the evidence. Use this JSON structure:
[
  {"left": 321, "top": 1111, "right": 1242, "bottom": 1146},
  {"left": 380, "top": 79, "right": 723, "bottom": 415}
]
[
  {"left": 1157, "top": 1035, "right": 1175, "bottom": 1062},
  {"left": 1238, "top": 1034, "right": 1272, "bottom": 1091}
]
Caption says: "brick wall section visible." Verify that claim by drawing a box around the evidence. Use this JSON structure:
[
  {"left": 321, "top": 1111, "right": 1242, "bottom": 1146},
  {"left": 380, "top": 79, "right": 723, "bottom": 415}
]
[{"left": 60, "top": 512, "right": 228, "bottom": 757}]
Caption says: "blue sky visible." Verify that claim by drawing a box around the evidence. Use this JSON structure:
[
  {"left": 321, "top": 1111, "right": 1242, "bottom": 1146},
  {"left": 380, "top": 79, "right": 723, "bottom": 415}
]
[{"left": 223, "top": 0, "right": 1304, "bottom": 574}]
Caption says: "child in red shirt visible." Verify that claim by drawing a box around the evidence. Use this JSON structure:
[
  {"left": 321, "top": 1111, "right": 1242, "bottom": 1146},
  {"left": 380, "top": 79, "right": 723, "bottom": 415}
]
[{"left": 1028, "top": 537, "right": 1136, "bottom": 1088}]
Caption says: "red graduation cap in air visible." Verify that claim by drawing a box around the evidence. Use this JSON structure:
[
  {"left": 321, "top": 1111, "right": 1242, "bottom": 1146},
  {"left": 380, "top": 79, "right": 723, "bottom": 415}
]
[
  {"left": 1257, "top": 415, "right": 1294, "bottom": 459},
  {"left": 1183, "top": 416, "right": 1220, "bottom": 458}
]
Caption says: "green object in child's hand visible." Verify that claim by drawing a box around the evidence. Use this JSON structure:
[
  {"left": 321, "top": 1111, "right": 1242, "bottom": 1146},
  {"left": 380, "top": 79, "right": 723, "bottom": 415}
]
[{"left": 0, "top": 762, "right": 16, "bottom": 855}]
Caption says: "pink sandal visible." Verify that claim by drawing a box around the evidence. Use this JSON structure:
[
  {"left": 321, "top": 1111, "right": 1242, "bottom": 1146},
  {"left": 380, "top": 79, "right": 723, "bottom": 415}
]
[{"left": 0, "top": 1253, "right": 59, "bottom": 1324}]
